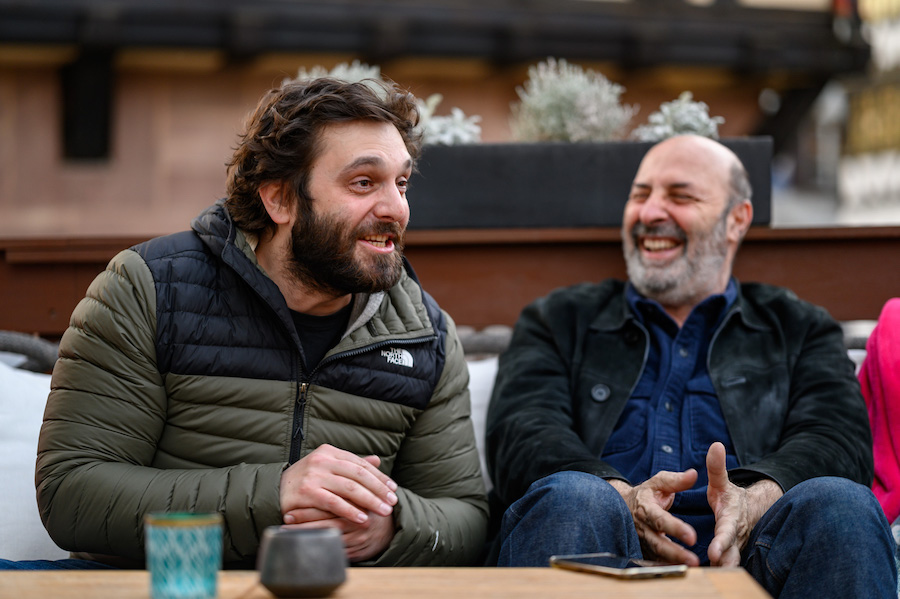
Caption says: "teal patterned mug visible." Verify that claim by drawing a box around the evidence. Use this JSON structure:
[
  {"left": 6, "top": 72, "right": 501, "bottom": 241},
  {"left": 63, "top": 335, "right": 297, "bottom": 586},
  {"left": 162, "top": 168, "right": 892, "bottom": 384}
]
[{"left": 145, "top": 512, "right": 223, "bottom": 599}]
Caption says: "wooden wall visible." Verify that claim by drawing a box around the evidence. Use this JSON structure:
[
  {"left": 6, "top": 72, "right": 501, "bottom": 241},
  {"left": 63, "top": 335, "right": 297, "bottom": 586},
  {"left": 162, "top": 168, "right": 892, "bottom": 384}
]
[{"left": 2, "top": 226, "right": 899, "bottom": 339}]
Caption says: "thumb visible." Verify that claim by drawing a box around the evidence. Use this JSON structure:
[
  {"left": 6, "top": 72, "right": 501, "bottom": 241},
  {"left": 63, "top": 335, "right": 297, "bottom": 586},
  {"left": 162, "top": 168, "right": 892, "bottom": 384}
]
[{"left": 706, "top": 442, "right": 728, "bottom": 490}]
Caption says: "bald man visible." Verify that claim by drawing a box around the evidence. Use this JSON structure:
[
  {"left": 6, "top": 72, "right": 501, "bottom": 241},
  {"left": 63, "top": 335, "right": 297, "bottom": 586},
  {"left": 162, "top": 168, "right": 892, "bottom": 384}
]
[{"left": 486, "top": 136, "right": 897, "bottom": 598}]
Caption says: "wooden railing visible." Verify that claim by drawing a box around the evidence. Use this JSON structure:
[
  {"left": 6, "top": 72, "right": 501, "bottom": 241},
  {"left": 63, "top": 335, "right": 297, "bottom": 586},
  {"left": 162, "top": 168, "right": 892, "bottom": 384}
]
[{"left": 2, "top": 226, "right": 899, "bottom": 338}]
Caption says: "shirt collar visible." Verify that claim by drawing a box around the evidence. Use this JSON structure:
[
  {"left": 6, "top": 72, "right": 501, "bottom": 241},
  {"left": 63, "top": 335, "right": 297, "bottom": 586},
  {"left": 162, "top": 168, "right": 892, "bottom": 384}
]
[{"left": 626, "top": 277, "right": 738, "bottom": 330}]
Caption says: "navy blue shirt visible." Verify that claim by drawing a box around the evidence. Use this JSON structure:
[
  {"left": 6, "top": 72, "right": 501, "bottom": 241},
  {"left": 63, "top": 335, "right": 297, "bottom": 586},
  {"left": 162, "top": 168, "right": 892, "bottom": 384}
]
[{"left": 602, "top": 279, "right": 740, "bottom": 562}]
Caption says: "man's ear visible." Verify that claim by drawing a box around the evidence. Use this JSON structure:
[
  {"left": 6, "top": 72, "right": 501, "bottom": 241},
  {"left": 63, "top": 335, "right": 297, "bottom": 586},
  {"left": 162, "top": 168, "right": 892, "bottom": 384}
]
[
  {"left": 258, "top": 182, "right": 292, "bottom": 226},
  {"left": 727, "top": 200, "right": 753, "bottom": 244}
]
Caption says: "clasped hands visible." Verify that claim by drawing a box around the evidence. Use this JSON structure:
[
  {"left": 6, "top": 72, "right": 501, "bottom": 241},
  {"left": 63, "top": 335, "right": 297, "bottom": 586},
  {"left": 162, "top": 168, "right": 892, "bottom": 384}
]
[
  {"left": 608, "top": 441, "right": 783, "bottom": 567},
  {"left": 279, "top": 444, "right": 398, "bottom": 562}
]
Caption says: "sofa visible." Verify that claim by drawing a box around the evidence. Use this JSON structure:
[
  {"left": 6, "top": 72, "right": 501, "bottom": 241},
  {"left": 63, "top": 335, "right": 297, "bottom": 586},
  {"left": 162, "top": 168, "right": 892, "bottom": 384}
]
[
  {"left": 0, "top": 351, "right": 69, "bottom": 560},
  {"left": 2, "top": 323, "right": 897, "bottom": 564}
]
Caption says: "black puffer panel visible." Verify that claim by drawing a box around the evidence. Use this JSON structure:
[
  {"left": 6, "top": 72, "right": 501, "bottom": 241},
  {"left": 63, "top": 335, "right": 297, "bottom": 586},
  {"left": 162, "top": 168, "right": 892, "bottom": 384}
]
[
  {"left": 314, "top": 296, "right": 445, "bottom": 411},
  {"left": 132, "top": 202, "right": 446, "bottom": 411},
  {"left": 135, "top": 230, "right": 296, "bottom": 380}
]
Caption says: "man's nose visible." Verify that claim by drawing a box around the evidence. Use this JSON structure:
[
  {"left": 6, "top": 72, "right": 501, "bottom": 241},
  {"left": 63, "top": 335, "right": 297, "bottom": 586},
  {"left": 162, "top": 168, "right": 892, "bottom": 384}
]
[
  {"left": 638, "top": 191, "right": 669, "bottom": 224},
  {"left": 374, "top": 184, "right": 409, "bottom": 223}
]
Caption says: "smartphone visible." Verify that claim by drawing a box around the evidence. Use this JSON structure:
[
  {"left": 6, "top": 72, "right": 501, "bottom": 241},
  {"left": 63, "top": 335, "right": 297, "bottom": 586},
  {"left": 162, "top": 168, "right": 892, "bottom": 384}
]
[{"left": 549, "top": 552, "right": 688, "bottom": 579}]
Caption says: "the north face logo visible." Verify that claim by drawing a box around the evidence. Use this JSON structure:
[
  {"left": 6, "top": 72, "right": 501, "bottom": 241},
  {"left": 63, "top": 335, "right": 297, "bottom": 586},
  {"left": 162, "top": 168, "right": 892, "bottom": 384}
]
[{"left": 381, "top": 347, "right": 414, "bottom": 368}]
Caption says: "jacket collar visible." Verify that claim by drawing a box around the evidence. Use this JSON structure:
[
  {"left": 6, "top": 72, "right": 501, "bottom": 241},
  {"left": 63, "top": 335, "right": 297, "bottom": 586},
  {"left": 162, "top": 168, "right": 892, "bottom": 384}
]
[{"left": 590, "top": 278, "right": 768, "bottom": 334}]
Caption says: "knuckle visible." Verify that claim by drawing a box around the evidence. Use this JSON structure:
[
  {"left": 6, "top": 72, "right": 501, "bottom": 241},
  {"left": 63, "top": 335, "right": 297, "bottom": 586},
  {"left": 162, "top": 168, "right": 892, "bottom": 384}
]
[
  {"left": 307, "top": 452, "right": 328, "bottom": 468},
  {"left": 323, "top": 494, "right": 343, "bottom": 514},
  {"left": 342, "top": 476, "right": 360, "bottom": 493}
]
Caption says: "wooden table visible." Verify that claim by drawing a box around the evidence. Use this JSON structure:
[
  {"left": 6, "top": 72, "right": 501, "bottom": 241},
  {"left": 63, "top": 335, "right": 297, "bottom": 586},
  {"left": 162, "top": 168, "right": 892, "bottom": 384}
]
[{"left": 2, "top": 567, "right": 770, "bottom": 598}]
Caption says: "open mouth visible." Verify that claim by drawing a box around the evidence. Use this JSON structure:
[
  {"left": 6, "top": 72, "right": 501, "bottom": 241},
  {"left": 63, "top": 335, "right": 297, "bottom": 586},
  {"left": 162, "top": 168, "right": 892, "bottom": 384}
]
[
  {"left": 361, "top": 234, "right": 394, "bottom": 250},
  {"left": 640, "top": 237, "right": 682, "bottom": 252}
]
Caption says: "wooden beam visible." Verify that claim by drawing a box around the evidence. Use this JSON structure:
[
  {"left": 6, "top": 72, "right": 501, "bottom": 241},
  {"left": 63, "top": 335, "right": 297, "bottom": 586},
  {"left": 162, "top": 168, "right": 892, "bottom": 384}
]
[{"left": 2, "top": 227, "right": 898, "bottom": 337}]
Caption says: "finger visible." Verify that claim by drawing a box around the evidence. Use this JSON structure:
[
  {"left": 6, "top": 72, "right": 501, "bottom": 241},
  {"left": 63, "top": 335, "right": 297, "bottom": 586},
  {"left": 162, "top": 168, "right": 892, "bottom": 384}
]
[
  {"left": 650, "top": 469, "right": 699, "bottom": 495},
  {"left": 280, "top": 448, "right": 395, "bottom": 524},
  {"left": 641, "top": 530, "right": 700, "bottom": 567},
  {"left": 316, "top": 446, "right": 396, "bottom": 495},
  {"left": 706, "top": 442, "right": 729, "bottom": 491},
  {"left": 719, "top": 545, "right": 742, "bottom": 568},
  {"left": 314, "top": 484, "right": 394, "bottom": 524},
  {"left": 636, "top": 502, "right": 698, "bottom": 548},
  {"left": 321, "top": 461, "right": 398, "bottom": 515},
  {"left": 293, "top": 519, "right": 356, "bottom": 534},
  {"left": 361, "top": 455, "right": 397, "bottom": 491},
  {"left": 342, "top": 512, "right": 394, "bottom": 563},
  {"left": 345, "top": 541, "right": 372, "bottom": 563},
  {"left": 708, "top": 515, "right": 739, "bottom": 566},
  {"left": 283, "top": 507, "right": 338, "bottom": 525},
  {"left": 709, "top": 535, "right": 742, "bottom": 567},
  {"left": 282, "top": 469, "right": 388, "bottom": 524},
  {"left": 342, "top": 529, "right": 368, "bottom": 553},
  {"left": 303, "top": 448, "right": 398, "bottom": 513}
]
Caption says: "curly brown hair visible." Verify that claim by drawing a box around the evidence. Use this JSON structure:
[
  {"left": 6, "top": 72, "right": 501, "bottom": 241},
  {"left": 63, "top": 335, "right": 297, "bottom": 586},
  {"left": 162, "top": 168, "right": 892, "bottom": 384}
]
[{"left": 225, "top": 77, "right": 421, "bottom": 238}]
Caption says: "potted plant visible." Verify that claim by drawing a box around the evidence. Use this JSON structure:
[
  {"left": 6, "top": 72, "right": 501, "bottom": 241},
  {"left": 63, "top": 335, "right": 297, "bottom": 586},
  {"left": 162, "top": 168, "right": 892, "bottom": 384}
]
[
  {"left": 290, "top": 59, "right": 771, "bottom": 230},
  {"left": 408, "top": 59, "right": 772, "bottom": 230}
]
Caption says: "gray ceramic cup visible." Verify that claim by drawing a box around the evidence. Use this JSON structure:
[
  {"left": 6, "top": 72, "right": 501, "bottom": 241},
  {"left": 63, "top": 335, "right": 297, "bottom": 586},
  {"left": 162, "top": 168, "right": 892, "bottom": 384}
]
[{"left": 257, "top": 527, "right": 348, "bottom": 598}]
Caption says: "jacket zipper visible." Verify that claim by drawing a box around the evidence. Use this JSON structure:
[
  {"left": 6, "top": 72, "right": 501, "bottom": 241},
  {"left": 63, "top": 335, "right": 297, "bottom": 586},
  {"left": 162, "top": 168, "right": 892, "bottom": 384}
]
[
  {"left": 286, "top": 333, "right": 438, "bottom": 464},
  {"left": 289, "top": 382, "right": 308, "bottom": 464}
]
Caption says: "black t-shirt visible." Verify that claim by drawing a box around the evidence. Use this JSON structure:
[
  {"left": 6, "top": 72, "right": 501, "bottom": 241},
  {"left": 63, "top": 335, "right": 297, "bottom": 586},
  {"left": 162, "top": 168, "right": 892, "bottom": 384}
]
[{"left": 290, "top": 301, "right": 353, "bottom": 372}]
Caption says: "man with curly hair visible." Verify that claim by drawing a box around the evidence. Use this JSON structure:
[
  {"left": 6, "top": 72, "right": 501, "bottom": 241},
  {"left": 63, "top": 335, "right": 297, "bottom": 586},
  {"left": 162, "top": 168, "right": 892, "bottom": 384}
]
[{"left": 18, "top": 77, "right": 487, "bottom": 570}]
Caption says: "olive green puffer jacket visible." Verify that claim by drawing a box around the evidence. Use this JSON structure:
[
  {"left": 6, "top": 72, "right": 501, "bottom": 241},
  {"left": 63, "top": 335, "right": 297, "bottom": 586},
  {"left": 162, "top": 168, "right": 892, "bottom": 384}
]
[{"left": 36, "top": 203, "right": 487, "bottom": 568}]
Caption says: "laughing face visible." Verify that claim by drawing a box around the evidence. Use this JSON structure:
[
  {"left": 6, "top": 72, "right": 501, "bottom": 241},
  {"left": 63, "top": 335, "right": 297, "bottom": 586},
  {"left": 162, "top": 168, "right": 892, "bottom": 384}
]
[
  {"left": 621, "top": 136, "right": 749, "bottom": 314},
  {"left": 623, "top": 208, "right": 729, "bottom": 308},
  {"left": 286, "top": 120, "right": 412, "bottom": 297}
]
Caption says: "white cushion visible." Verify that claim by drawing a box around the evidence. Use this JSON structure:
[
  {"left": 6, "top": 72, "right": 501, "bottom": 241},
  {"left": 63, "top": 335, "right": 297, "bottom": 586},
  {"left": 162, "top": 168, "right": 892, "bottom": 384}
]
[
  {"left": 0, "top": 361, "right": 68, "bottom": 560},
  {"left": 848, "top": 348, "right": 867, "bottom": 375},
  {"left": 466, "top": 356, "right": 498, "bottom": 494}
]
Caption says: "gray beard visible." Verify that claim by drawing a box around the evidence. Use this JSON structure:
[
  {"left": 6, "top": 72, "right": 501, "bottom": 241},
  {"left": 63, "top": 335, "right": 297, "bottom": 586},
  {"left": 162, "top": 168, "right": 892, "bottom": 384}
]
[{"left": 623, "top": 217, "right": 729, "bottom": 307}]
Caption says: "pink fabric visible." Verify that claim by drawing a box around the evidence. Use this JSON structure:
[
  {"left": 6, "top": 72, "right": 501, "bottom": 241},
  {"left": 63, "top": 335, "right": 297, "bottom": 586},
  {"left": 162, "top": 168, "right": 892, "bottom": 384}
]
[{"left": 859, "top": 298, "right": 900, "bottom": 523}]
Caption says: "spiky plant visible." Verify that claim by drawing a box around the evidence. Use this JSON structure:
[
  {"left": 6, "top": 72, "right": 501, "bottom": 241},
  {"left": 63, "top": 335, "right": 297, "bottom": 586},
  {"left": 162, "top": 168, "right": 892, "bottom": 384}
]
[
  {"left": 630, "top": 91, "right": 725, "bottom": 141},
  {"left": 510, "top": 57, "right": 637, "bottom": 142}
]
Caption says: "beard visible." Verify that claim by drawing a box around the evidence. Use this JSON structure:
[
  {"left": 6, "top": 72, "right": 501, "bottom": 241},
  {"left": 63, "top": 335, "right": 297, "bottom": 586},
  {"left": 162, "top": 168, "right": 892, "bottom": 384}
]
[
  {"left": 285, "top": 204, "right": 406, "bottom": 297},
  {"left": 622, "top": 214, "right": 729, "bottom": 308}
]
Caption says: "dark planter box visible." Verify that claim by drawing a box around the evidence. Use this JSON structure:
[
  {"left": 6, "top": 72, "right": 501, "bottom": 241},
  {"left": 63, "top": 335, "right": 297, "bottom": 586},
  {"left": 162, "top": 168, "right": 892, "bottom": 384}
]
[{"left": 407, "top": 137, "right": 772, "bottom": 230}]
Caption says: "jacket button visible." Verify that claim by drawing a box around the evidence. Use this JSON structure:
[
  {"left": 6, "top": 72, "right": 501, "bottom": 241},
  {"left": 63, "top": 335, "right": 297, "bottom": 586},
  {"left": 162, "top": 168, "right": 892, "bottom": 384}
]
[{"left": 591, "top": 384, "right": 611, "bottom": 402}]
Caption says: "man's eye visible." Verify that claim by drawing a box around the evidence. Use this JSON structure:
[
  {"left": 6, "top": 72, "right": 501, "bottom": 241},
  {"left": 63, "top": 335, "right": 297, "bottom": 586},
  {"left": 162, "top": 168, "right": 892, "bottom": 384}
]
[
  {"left": 353, "top": 179, "right": 373, "bottom": 189},
  {"left": 398, "top": 179, "right": 409, "bottom": 192}
]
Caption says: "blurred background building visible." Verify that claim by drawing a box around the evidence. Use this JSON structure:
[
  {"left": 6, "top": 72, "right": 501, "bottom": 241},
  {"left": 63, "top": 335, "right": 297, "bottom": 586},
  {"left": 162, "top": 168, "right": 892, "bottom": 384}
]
[
  {"left": 0, "top": 0, "right": 893, "bottom": 238},
  {"left": 836, "top": 0, "right": 900, "bottom": 225}
]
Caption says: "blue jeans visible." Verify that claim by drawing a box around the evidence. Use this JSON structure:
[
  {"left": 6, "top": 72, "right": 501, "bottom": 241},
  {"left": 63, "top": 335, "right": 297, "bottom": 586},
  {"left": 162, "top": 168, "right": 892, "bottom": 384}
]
[
  {"left": 497, "top": 471, "right": 898, "bottom": 599},
  {"left": 0, "top": 558, "right": 117, "bottom": 570}
]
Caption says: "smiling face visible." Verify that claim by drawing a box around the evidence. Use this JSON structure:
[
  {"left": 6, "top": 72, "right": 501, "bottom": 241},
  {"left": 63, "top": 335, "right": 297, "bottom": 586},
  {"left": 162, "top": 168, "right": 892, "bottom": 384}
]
[
  {"left": 284, "top": 120, "right": 413, "bottom": 297},
  {"left": 622, "top": 136, "right": 751, "bottom": 318}
]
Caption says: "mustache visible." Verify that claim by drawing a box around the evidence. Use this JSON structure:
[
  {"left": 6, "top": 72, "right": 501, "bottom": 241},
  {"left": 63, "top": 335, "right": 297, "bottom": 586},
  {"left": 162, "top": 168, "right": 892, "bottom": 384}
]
[
  {"left": 630, "top": 222, "right": 687, "bottom": 242},
  {"left": 357, "top": 221, "right": 404, "bottom": 238},
  {"left": 355, "top": 221, "right": 405, "bottom": 252}
]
